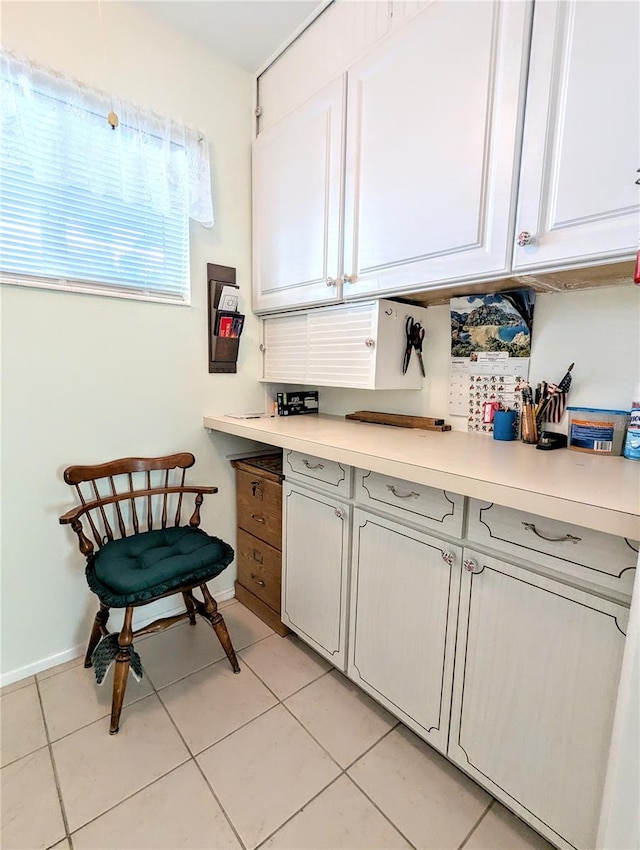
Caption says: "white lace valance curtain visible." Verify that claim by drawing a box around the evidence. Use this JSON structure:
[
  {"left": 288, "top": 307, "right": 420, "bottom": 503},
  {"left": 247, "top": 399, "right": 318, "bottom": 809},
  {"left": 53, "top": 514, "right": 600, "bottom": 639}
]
[{"left": 0, "top": 51, "right": 214, "bottom": 227}]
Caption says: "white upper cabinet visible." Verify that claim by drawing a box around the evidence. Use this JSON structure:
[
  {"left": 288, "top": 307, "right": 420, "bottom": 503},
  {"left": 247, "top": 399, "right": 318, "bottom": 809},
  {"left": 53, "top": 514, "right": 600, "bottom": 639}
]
[
  {"left": 342, "top": 0, "right": 532, "bottom": 300},
  {"left": 513, "top": 0, "right": 640, "bottom": 271},
  {"left": 261, "top": 299, "right": 429, "bottom": 389},
  {"left": 252, "top": 77, "right": 346, "bottom": 314}
]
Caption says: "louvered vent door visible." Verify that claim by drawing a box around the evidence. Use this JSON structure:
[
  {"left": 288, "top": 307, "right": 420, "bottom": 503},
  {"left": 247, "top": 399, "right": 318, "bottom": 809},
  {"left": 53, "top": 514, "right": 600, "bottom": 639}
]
[
  {"left": 262, "top": 313, "right": 309, "bottom": 383},
  {"left": 307, "top": 303, "right": 376, "bottom": 388}
]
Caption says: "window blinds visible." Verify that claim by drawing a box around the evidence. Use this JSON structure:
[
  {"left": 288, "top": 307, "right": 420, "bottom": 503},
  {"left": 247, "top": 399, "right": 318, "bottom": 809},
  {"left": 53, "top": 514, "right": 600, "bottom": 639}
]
[{"left": 0, "top": 53, "right": 212, "bottom": 304}]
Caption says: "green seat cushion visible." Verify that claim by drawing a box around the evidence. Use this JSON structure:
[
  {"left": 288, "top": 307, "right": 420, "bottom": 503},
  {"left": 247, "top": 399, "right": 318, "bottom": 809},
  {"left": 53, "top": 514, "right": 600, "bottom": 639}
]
[{"left": 85, "top": 526, "right": 234, "bottom": 607}]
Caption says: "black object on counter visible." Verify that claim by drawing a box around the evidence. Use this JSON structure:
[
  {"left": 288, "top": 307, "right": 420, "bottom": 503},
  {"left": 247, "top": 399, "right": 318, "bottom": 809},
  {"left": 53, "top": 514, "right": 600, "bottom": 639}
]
[{"left": 536, "top": 431, "right": 568, "bottom": 451}]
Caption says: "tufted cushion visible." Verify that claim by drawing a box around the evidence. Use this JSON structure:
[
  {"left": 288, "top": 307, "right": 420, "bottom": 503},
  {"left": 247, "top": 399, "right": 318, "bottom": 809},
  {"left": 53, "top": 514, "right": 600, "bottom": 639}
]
[{"left": 85, "top": 526, "right": 234, "bottom": 607}]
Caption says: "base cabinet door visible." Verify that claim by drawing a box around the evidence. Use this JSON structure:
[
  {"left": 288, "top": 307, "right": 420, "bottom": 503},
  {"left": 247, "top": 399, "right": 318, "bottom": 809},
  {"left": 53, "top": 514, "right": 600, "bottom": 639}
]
[
  {"left": 348, "top": 510, "right": 461, "bottom": 753},
  {"left": 449, "top": 550, "right": 628, "bottom": 850},
  {"left": 281, "top": 483, "right": 350, "bottom": 668}
]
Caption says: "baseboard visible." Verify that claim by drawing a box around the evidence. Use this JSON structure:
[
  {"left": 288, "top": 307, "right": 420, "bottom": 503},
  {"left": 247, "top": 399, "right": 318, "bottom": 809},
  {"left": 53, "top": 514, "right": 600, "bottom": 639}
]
[{"left": 0, "top": 586, "right": 236, "bottom": 688}]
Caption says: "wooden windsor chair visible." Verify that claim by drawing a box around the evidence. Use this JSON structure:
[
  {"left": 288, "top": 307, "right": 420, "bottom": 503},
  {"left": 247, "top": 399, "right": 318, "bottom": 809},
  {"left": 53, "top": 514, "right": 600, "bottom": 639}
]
[{"left": 59, "top": 453, "right": 240, "bottom": 734}]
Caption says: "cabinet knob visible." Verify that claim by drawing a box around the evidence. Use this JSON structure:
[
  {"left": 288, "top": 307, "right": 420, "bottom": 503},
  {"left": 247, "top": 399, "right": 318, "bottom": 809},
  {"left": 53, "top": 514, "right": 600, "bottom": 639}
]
[
  {"left": 463, "top": 558, "right": 480, "bottom": 573},
  {"left": 326, "top": 277, "right": 337, "bottom": 287},
  {"left": 441, "top": 551, "right": 454, "bottom": 566},
  {"left": 516, "top": 231, "right": 534, "bottom": 247},
  {"left": 341, "top": 273, "right": 356, "bottom": 284},
  {"left": 364, "top": 337, "right": 375, "bottom": 349},
  {"left": 335, "top": 507, "right": 344, "bottom": 519}
]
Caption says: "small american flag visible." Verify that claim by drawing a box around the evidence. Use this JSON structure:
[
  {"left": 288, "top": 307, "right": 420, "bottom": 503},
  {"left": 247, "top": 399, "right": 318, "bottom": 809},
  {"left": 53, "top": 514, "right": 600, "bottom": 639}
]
[{"left": 543, "top": 365, "right": 573, "bottom": 424}]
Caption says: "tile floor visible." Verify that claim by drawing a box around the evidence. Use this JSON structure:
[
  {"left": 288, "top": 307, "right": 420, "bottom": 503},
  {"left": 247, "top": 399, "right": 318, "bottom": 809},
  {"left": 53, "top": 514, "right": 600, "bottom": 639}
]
[{"left": 1, "top": 600, "right": 554, "bottom": 850}]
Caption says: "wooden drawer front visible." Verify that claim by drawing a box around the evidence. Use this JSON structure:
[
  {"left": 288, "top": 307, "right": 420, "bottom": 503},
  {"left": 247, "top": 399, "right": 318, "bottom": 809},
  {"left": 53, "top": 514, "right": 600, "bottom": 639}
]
[
  {"left": 284, "top": 450, "right": 352, "bottom": 497},
  {"left": 355, "top": 470, "right": 464, "bottom": 538},
  {"left": 236, "top": 529, "right": 281, "bottom": 613},
  {"left": 467, "top": 499, "right": 638, "bottom": 594},
  {"left": 237, "top": 469, "right": 282, "bottom": 549}
]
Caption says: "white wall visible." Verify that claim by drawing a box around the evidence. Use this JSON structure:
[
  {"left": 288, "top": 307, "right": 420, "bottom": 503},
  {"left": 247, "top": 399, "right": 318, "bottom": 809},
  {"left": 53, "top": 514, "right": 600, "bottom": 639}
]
[
  {"left": 314, "top": 285, "right": 640, "bottom": 431},
  {"left": 0, "top": 1, "right": 266, "bottom": 682}
]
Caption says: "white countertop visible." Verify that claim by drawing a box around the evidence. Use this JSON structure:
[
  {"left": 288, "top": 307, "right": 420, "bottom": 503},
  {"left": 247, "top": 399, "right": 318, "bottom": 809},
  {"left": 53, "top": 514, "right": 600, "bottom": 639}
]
[{"left": 204, "top": 414, "right": 640, "bottom": 540}]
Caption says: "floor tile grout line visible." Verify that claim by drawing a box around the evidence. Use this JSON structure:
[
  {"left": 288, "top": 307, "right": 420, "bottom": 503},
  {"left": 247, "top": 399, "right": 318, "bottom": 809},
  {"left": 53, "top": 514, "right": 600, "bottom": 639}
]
[
  {"left": 36, "top": 686, "right": 155, "bottom": 748},
  {"left": 339, "top": 772, "right": 420, "bottom": 850},
  {"left": 238, "top": 653, "right": 332, "bottom": 703},
  {"left": 0, "top": 676, "right": 37, "bottom": 696},
  {"left": 34, "top": 677, "right": 73, "bottom": 846},
  {"left": 253, "top": 772, "right": 348, "bottom": 850},
  {"left": 65, "top": 758, "right": 192, "bottom": 839},
  {"left": 457, "top": 798, "right": 495, "bottom": 850},
  {"left": 152, "top": 686, "right": 248, "bottom": 850},
  {"left": 0, "top": 741, "right": 51, "bottom": 771}
]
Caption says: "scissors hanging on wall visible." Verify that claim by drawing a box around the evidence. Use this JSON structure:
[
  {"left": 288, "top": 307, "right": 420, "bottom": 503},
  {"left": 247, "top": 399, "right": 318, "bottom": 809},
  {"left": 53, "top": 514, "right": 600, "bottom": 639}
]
[{"left": 403, "top": 316, "right": 425, "bottom": 376}]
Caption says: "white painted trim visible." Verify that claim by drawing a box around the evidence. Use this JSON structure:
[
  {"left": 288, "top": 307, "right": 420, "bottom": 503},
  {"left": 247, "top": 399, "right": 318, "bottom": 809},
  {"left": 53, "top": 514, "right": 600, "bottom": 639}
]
[
  {"left": 254, "top": 0, "right": 332, "bottom": 79},
  {"left": 0, "top": 587, "right": 236, "bottom": 688}
]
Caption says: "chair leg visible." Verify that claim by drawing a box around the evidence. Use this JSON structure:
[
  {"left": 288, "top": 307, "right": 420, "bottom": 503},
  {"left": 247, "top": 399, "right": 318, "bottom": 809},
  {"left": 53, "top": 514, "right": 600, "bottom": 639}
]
[
  {"left": 199, "top": 584, "right": 240, "bottom": 674},
  {"left": 110, "top": 607, "right": 134, "bottom": 735},
  {"left": 84, "top": 602, "right": 110, "bottom": 668},
  {"left": 182, "top": 591, "right": 197, "bottom": 625}
]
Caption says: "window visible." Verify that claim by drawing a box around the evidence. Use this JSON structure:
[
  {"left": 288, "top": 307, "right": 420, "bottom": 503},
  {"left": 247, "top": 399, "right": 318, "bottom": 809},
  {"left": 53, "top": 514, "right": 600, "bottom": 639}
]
[{"left": 0, "top": 53, "right": 213, "bottom": 304}]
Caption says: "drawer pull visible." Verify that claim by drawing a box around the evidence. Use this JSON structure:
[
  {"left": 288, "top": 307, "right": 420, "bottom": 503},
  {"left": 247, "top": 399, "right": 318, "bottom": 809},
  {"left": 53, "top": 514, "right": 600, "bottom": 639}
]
[
  {"left": 302, "top": 459, "right": 325, "bottom": 470},
  {"left": 441, "top": 551, "right": 454, "bottom": 566},
  {"left": 522, "top": 522, "right": 581, "bottom": 544},
  {"left": 387, "top": 484, "right": 419, "bottom": 499},
  {"left": 251, "top": 513, "right": 266, "bottom": 524},
  {"left": 251, "top": 480, "right": 263, "bottom": 498},
  {"left": 253, "top": 549, "right": 263, "bottom": 564},
  {"left": 250, "top": 573, "right": 266, "bottom": 587}
]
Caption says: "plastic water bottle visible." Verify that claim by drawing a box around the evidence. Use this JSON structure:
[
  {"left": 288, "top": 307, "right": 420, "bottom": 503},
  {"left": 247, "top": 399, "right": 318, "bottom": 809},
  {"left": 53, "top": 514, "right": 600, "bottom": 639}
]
[{"left": 623, "top": 383, "right": 640, "bottom": 460}]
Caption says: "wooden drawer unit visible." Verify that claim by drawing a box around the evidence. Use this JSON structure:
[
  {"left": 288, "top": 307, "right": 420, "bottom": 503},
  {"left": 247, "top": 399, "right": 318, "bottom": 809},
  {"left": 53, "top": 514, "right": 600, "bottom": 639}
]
[
  {"left": 284, "top": 449, "right": 352, "bottom": 497},
  {"left": 237, "top": 467, "right": 282, "bottom": 550},
  {"left": 236, "top": 528, "right": 281, "bottom": 613},
  {"left": 467, "top": 499, "right": 638, "bottom": 595},
  {"left": 355, "top": 469, "right": 464, "bottom": 538},
  {"left": 231, "top": 454, "right": 288, "bottom": 636}
]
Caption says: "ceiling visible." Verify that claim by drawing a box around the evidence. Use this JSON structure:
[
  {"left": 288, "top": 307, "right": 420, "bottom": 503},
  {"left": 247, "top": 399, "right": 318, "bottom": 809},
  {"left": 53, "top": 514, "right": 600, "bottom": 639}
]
[{"left": 140, "top": 0, "right": 325, "bottom": 72}]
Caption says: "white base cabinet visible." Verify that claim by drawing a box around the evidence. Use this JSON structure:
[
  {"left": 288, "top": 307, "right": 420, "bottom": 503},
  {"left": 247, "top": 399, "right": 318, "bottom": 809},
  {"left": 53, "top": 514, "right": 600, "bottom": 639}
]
[
  {"left": 278, "top": 455, "right": 633, "bottom": 850},
  {"left": 448, "top": 550, "right": 628, "bottom": 850},
  {"left": 281, "top": 482, "right": 350, "bottom": 668},
  {"left": 348, "top": 510, "right": 461, "bottom": 753}
]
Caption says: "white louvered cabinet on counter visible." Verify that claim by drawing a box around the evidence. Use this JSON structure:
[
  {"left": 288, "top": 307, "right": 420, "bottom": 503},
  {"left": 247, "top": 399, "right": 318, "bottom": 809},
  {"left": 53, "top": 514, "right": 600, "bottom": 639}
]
[{"left": 260, "top": 299, "right": 428, "bottom": 389}]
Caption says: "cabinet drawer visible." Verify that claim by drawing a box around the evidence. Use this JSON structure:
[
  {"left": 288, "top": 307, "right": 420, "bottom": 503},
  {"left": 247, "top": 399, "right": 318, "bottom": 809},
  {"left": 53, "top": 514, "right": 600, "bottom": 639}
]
[
  {"left": 284, "top": 450, "right": 352, "bottom": 497},
  {"left": 237, "top": 469, "right": 282, "bottom": 549},
  {"left": 467, "top": 499, "right": 638, "bottom": 594},
  {"left": 355, "top": 470, "right": 464, "bottom": 538},
  {"left": 236, "top": 529, "right": 282, "bottom": 613}
]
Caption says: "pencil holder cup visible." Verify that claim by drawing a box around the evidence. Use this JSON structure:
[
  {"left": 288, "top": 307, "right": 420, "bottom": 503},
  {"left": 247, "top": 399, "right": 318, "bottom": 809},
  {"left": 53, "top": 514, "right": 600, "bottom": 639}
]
[{"left": 493, "top": 410, "right": 517, "bottom": 441}]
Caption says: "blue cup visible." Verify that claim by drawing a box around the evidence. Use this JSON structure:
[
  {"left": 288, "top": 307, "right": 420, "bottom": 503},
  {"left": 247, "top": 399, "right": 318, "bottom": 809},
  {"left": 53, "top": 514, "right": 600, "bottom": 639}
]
[{"left": 493, "top": 410, "right": 517, "bottom": 441}]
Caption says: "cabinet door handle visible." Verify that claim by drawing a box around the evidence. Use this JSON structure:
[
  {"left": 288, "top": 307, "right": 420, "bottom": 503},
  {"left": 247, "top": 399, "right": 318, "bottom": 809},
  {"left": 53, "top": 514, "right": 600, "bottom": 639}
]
[
  {"left": 386, "top": 484, "right": 419, "bottom": 499},
  {"left": 516, "top": 230, "right": 534, "bottom": 246},
  {"left": 326, "top": 277, "right": 337, "bottom": 287},
  {"left": 521, "top": 522, "right": 581, "bottom": 544},
  {"left": 335, "top": 507, "right": 344, "bottom": 519},
  {"left": 251, "top": 513, "right": 266, "bottom": 523},
  {"left": 464, "top": 558, "right": 480, "bottom": 573},
  {"left": 302, "top": 459, "right": 325, "bottom": 470},
  {"left": 252, "top": 549, "right": 263, "bottom": 564},
  {"left": 250, "top": 573, "right": 266, "bottom": 587},
  {"left": 441, "top": 551, "right": 454, "bottom": 566}
]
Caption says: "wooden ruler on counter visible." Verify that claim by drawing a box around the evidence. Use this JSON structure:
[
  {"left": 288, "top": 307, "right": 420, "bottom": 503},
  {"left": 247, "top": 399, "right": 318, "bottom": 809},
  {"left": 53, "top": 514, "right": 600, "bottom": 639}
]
[{"left": 345, "top": 411, "right": 451, "bottom": 431}]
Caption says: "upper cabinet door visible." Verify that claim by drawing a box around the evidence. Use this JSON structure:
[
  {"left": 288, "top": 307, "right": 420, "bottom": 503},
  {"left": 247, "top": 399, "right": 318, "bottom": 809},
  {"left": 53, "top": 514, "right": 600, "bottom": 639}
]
[
  {"left": 513, "top": 1, "right": 640, "bottom": 272},
  {"left": 342, "top": 1, "right": 532, "bottom": 300},
  {"left": 252, "top": 77, "right": 346, "bottom": 314}
]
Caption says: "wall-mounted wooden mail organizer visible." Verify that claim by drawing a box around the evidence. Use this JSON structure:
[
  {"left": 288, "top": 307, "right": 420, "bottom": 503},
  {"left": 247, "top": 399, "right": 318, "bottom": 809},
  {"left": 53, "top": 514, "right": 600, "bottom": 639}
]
[{"left": 207, "top": 262, "right": 245, "bottom": 374}]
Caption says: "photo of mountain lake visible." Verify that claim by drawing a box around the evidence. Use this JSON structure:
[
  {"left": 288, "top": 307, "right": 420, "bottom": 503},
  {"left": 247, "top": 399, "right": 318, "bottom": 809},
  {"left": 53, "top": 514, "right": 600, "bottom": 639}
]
[{"left": 450, "top": 290, "right": 535, "bottom": 358}]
